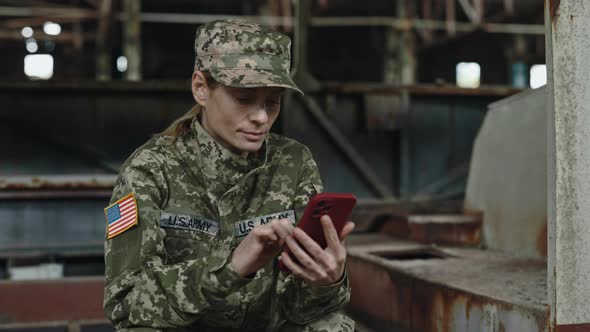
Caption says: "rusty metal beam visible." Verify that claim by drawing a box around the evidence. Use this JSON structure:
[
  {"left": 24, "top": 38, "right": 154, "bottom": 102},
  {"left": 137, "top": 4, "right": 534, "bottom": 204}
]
[
  {"left": 0, "top": 29, "right": 88, "bottom": 43},
  {"left": 0, "top": 277, "right": 105, "bottom": 323},
  {"left": 0, "top": 320, "right": 112, "bottom": 332},
  {"left": 0, "top": 7, "right": 545, "bottom": 35},
  {"left": 0, "top": 189, "right": 112, "bottom": 200},
  {"left": 346, "top": 235, "right": 548, "bottom": 331},
  {"left": 0, "top": 241, "right": 104, "bottom": 256},
  {"left": 296, "top": 94, "right": 393, "bottom": 199},
  {"left": 0, "top": 79, "right": 522, "bottom": 98},
  {"left": 308, "top": 16, "right": 544, "bottom": 35},
  {"left": 457, "top": 0, "right": 479, "bottom": 23},
  {"left": 0, "top": 15, "right": 92, "bottom": 29},
  {"left": 321, "top": 82, "right": 523, "bottom": 97},
  {"left": 0, "top": 175, "right": 116, "bottom": 190},
  {"left": 0, "top": 6, "right": 97, "bottom": 19}
]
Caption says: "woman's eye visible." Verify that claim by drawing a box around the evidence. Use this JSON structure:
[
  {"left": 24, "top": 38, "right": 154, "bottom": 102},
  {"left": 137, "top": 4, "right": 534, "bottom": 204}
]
[{"left": 236, "top": 97, "right": 254, "bottom": 104}]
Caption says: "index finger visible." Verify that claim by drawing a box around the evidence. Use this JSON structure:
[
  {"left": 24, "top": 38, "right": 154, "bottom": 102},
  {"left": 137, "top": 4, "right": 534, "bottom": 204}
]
[{"left": 320, "top": 215, "right": 341, "bottom": 249}]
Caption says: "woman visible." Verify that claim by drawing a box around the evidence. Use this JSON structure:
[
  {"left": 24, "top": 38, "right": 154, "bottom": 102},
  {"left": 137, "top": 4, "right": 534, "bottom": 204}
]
[{"left": 103, "top": 19, "right": 355, "bottom": 332}]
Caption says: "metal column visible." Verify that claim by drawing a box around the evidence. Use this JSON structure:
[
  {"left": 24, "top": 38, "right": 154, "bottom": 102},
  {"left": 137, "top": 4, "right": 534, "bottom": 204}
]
[
  {"left": 96, "top": 0, "right": 112, "bottom": 81},
  {"left": 123, "top": 0, "right": 141, "bottom": 81}
]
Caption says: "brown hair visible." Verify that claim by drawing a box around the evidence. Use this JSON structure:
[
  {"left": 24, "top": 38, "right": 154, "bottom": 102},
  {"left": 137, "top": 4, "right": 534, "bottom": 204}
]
[{"left": 158, "top": 71, "right": 218, "bottom": 141}]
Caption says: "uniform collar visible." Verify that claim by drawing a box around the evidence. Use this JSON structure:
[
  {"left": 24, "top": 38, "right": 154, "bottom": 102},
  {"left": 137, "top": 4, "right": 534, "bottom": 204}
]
[{"left": 180, "top": 117, "right": 267, "bottom": 185}]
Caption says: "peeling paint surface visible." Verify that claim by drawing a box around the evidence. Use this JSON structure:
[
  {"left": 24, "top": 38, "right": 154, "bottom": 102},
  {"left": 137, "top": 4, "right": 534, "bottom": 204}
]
[
  {"left": 0, "top": 277, "right": 105, "bottom": 323},
  {"left": 464, "top": 87, "right": 547, "bottom": 259},
  {"left": 346, "top": 234, "right": 547, "bottom": 332}
]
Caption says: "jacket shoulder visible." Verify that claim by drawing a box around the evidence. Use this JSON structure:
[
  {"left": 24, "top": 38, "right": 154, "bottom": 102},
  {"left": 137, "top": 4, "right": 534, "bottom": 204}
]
[
  {"left": 119, "top": 135, "right": 172, "bottom": 174},
  {"left": 267, "top": 133, "right": 311, "bottom": 156}
]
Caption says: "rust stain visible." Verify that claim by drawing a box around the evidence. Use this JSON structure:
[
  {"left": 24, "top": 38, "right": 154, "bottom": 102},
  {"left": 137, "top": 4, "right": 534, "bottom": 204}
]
[
  {"left": 0, "top": 180, "right": 114, "bottom": 190},
  {"left": 349, "top": 251, "right": 548, "bottom": 331},
  {"left": 463, "top": 208, "right": 483, "bottom": 218},
  {"left": 556, "top": 323, "right": 590, "bottom": 332},
  {"left": 547, "top": 305, "right": 553, "bottom": 331},
  {"left": 379, "top": 215, "right": 410, "bottom": 238},
  {"left": 0, "top": 278, "right": 105, "bottom": 323},
  {"left": 408, "top": 214, "right": 482, "bottom": 247},
  {"left": 549, "top": 0, "right": 560, "bottom": 21},
  {"left": 537, "top": 221, "right": 548, "bottom": 258}
]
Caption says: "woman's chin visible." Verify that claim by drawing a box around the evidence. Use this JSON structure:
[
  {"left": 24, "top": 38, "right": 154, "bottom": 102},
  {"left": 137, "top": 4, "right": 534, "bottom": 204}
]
[{"left": 234, "top": 140, "right": 264, "bottom": 154}]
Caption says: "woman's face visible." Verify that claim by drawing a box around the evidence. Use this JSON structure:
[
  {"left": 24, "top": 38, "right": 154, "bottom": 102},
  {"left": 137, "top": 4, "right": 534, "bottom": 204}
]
[{"left": 195, "top": 73, "right": 284, "bottom": 156}]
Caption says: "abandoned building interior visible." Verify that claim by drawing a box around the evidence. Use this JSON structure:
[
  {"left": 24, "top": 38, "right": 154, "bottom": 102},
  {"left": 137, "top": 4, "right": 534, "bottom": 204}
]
[{"left": 0, "top": 0, "right": 588, "bottom": 331}]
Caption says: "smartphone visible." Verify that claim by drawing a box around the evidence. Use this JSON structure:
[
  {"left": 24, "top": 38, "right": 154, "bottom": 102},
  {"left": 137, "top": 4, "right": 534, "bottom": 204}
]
[{"left": 279, "top": 192, "right": 357, "bottom": 272}]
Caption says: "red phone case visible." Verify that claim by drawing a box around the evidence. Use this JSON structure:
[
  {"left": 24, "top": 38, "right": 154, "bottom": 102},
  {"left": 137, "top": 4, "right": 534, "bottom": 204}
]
[{"left": 279, "top": 192, "right": 357, "bottom": 272}]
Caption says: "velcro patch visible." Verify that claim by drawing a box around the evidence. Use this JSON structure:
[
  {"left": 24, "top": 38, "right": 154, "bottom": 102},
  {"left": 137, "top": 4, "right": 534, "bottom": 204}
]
[
  {"left": 105, "top": 193, "right": 138, "bottom": 239},
  {"left": 234, "top": 210, "right": 296, "bottom": 237},
  {"left": 160, "top": 212, "right": 219, "bottom": 237}
]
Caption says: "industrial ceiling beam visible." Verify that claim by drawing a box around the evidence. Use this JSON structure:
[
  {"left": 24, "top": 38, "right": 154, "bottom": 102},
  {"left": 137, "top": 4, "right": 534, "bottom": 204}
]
[
  {"left": 0, "top": 6, "right": 97, "bottom": 19},
  {"left": 0, "top": 15, "right": 94, "bottom": 30},
  {"left": 457, "top": 0, "right": 479, "bottom": 23},
  {"left": 0, "top": 8, "right": 545, "bottom": 35},
  {"left": 0, "top": 29, "right": 92, "bottom": 42}
]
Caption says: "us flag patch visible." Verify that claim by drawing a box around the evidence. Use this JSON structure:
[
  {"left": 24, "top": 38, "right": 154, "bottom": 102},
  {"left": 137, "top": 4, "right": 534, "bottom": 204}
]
[{"left": 104, "top": 193, "right": 138, "bottom": 239}]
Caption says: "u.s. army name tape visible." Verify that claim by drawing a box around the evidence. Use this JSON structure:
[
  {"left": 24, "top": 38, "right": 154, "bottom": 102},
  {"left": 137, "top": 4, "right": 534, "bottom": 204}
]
[
  {"left": 160, "top": 212, "right": 219, "bottom": 237},
  {"left": 234, "top": 209, "right": 296, "bottom": 237}
]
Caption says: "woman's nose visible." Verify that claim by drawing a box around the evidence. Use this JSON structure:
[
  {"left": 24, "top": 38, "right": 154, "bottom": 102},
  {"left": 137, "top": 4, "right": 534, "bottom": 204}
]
[{"left": 250, "top": 106, "right": 269, "bottom": 124}]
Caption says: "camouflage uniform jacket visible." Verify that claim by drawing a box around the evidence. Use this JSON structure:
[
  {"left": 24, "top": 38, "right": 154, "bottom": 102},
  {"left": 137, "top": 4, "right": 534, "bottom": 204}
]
[{"left": 103, "top": 118, "right": 351, "bottom": 331}]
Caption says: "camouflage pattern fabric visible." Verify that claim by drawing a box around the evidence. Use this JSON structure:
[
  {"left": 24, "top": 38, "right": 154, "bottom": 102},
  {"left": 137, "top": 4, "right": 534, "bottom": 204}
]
[
  {"left": 104, "top": 118, "right": 353, "bottom": 331},
  {"left": 277, "top": 311, "right": 355, "bottom": 332},
  {"left": 194, "top": 19, "right": 303, "bottom": 95}
]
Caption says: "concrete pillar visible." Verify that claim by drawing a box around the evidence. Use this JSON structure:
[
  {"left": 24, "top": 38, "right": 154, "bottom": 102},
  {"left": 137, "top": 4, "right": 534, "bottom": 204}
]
[
  {"left": 545, "top": 0, "right": 590, "bottom": 330},
  {"left": 123, "top": 0, "right": 141, "bottom": 81}
]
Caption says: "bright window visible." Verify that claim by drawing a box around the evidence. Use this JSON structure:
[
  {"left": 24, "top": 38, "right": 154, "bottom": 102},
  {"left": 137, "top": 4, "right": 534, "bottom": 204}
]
[
  {"left": 456, "top": 62, "right": 481, "bottom": 88},
  {"left": 24, "top": 54, "right": 54, "bottom": 80},
  {"left": 530, "top": 64, "right": 547, "bottom": 89}
]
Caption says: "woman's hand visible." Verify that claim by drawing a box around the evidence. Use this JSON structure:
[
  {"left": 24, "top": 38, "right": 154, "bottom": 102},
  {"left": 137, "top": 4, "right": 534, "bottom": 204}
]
[
  {"left": 280, "top": 215, "right": 355, "bottom": 287},
  {"left": 231, "top": 218, "right": 293, "bottom": 277}
]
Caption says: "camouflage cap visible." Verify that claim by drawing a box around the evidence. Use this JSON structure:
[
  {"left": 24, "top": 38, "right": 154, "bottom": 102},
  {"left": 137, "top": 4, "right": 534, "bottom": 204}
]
[{"left": 194, "top": 19, "right": 303, "bottom": 95}]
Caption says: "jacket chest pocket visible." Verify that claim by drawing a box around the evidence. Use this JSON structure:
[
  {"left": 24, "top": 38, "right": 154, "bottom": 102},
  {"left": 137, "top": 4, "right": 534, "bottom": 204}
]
[{"left": 163, "top": 228, "right": 216, "bottom": 264}]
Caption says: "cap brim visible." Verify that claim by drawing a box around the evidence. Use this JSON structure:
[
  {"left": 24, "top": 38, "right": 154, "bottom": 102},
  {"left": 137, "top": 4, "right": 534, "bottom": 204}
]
[{"left": 209, "top": 68, "right": 304, "bottom": 95}]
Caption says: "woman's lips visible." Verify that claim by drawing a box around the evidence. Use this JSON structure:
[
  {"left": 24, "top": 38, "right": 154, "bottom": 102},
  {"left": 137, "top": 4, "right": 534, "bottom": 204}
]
[{"left": 241, "top": 130, "right": 265, "bottom": 140}]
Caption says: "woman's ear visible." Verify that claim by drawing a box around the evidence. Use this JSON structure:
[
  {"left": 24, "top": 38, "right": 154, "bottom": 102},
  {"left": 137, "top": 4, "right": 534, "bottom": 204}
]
[{"left": 192, "top": 71, "right": 209, "bottom": 107}]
